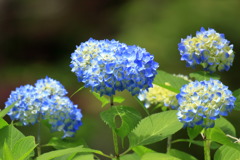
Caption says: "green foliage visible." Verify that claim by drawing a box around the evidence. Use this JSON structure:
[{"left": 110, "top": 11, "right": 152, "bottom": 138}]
[
  {"left": 153, "top": 70, "right": 190, "bottom": 93},
  {"left": 132, "top": 146, "right": 155, "bottom": 157},
  {"left": 46, "top": 137, "right": 87, "bottom": 150},
  {"left": 187, "top": 125, "right": 203, "bottom": 140},
  {"left": 172, "top": 139, "right": 220, "bottom": 149},
  {"left": 189, "top": 71, "right": 220, "bottom": 81},
  {"left": 0, "top": 102, "right": 16, "bottom": 118},
  {"left": 37, "top": 146, "right": 107, "bottom": 160},
  {"left": 141, "top": 152, "right": 180, "bottom": 160},
  {"left": 233, "top": 88, "right": 240, "bottom": 111},
  {"left": 215, "top": 116, "right": 236, "bottom": 136},
  {"left": 70, "top": 86, "right": 84, "bottom": 98},
  {"left": 100, "top": 105, "right": 141, "bottom": 139},
  {"left": 168, "top": 149, "right": 198, "bottom": 160},
  {"left": 92, "top": 92, "right": 125, "bottom": 107},
  {"left": 214, "top": 145, "right": 240, "bottom": 160},
  {"left": 12, "top": 136, "right": 37, "bottom": 160},
  {"left": 0, "top": 124, "right": 36, "bottom": 160},
  {"left": 208, "top": 127, "right": 240, "bottom": 151},
  {"left": 3, "top": 141, "right": 14, "bottom": 160},
  {"left": 128, "top": 110, "right": 183, "bottom": 147},
  {"left": 0, "top": 118, "right": 8, "bottom": 129}
]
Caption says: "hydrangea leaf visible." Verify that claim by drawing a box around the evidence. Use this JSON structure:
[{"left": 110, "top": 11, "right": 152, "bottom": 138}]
[
  {"left": 53, "top": 153, "right": 94, "bottom": 160},
  {"left": 0, "top": 118, "right": 8, "bottom": 129},
  {"left": 168, "top": 149, "right": 198, "bottom": 160},
  {"left": 0, "top": 123, "right": 24, "bottom": 156},
  {"left": 12, "top": 136, "right": 37, "bottom": 160},
  {"left": 70, "top": 86, "right": 84, "bottom": 98},
  {"left": 233, "top": 88, "right": 240, "bottom": 111},
  {"left": 215, "top": 116, "right": 236, "bottom": 136},
  {"left": 37, "top": 146, "right": 106, "bottom": 160},
  {"left": 208, "top": 127, "right": 240, "bottom": 151},
  {"left": 100, "top": 105, "right": 142, "bottom": 138},
  {"left": 46, "top": 137, "right": 87, "bottom": 150},
  {"left": 189, "top": 71, "right": 220, "bottom": 81},
  {"left": 214, "top": 145, "right": 240, "bottom": 160},
  {"left": 91, "top": 92, "right": 125, "bottom": 108},
  {"left": 112, "top": 153, "right": 140, "bottom": 160},
  {"left": 141, "top": 153, "right": 180, "bottom": 160},
  {"left": 3, "top": 142, "right": 14, "bottom": 160},
  {"left": 187, "top": 125, "right": 203, "bottom": 140},
  {"left": 132, "top": 146, "right": 155, "bottom": 157},
  {"left": 153, "top": 70, "right": 190, "bottom": 93},
  {"left": 0, "top": 102, "right": 16, "bottom": 118},
  {"left": 172, "top": 139, "right": 220, "bottom": 149},
  {"left": 128, "top": 110, "right": 183, "bottom": 148}
]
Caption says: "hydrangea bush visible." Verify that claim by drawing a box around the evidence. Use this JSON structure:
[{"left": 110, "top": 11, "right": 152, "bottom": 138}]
[{"left": 1, "top": 28, "right": 240, "bottom": 160}]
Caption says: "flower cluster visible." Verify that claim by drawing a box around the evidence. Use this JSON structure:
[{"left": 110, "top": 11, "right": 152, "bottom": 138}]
[
  {"left": 176, "top": 79, "right": 236, "bottom": 128},
  {"left": 5, "top": 77, "right": 82, "bottom": 138},
  {"left": 70, "top": 38, "right": 159, "bottom": 96},
  {"left": 138, "top": 74, "right": 191, "bottom": 109},
  {"left": 178, "top": 27, "right": 234, "bottom": 72}
]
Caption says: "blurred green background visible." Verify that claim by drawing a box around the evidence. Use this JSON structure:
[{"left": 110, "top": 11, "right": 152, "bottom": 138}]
[{"left": 1, "top": 0, "right": 240, "bottom": 159}]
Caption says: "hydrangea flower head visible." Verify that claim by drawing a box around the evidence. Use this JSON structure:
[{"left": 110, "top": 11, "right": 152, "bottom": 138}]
[
  {"left": 176, "top": 79, "right": 235, "bottom": 128},
  {"left": 178, "top": 27, "right": 234, "bottom": 72},
  {"left": 5, "top": 77, "right": 83, "bottom": 137},
  {"left": 70, "top": 38, "right": 159, "bottom": 96},
  {"left": 138, "top": 74, "right": 191, "bottom": 109}
]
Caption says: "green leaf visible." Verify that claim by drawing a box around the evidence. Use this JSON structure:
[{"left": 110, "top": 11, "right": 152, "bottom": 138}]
[
  {"left": 214, "top": 145, "right": 240, "bottom": 160},
  {"left": 72, "top": 153, "right": 94, "bottom": 160},
  {"left": 187, "top": 125, "right": 203, "bottom": 140},
  {"left": 3, "top": 141, "right": 14, "bottom": 160},
  {"left": 233, "top": 88, "right": 240, "bottom": 111},
  {"left": 128, "top": 110, "right": 183, "bottom": 148},
  {"left": 172, "top": 139, "right": 220, "bottom": 150},
  {"left": 91, "top": 92, "right": 109, "bottom": 107},
  {"left": 45, "top": 137, "right": 87, "bottom": 150},
  {"left": 208, "top": 127, "right": 240, "bottom": 151},
  {"left": 0, "top": 102, "right": 16, "bottom": 118},
  {"left": 115, "top": 153, "right": 140, "bottom": 160},
  {"left": 92, "top": 92, "right": 125, "bottom": 108},
  {"left": 153, "top": 70, "right": 190, "bottom": 93},
  {"left": 168, "top": 149, "right": 198, "bottom": 160},
  {"left": 141, "top": 153, "right": 180, "bottom": 160},
  {"left": 100, "top": 105, "right": 142, "bottom": 139},
  {"left": 113, "top": 96, "right": 125, "bottom": 104},
  {"left": 189, "top": 71, "right": 220, "bottom": 81},
  {"left": 132, "top": 146, "right": 155, "bottom": 157},
  {"left": 215, "top": 116, "right": 236, "bottom": 136},
  {"left": 70, "top": 86, "right": 84, "bottom": 98},
  {"left": 12, "top": 136, "right": 37, "bottom": 160},
  {"left": 0, "top": 123, "right": 24, "bottom": 156},
  {"left": 0, "top": 118, "right": 8, "bottom": 129},
  {"left": 37, "top": 146, "right": 107, "bottom": 160}
]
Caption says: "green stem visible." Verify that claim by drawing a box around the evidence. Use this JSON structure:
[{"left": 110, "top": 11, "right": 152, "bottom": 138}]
[
  {"left": 110, "top": 96, "right": 120, "bottom": 160},
  {"left": 166, "top": 135, "right": 172, "bottom": 153},
  {"left": 203, "top": 129, "right": 211, "bottom": 160},
  {"left": 37, "top": 114, "right": 42, "bottom": 156}
]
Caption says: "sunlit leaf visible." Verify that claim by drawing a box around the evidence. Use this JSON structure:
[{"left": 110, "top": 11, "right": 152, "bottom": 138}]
[
  {"left": 154, "top": 70, "right": 190, "bottom": 93},
  {"left": 128, "top": 110, "right": 183, "bottom": 147}
]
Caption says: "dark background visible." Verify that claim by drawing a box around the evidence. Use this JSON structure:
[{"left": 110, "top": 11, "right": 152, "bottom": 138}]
[{"left": 1, "top": 0, "right": 240, "bottom": 159}]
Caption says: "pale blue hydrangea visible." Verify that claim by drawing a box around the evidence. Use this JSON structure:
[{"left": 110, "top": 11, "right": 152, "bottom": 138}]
[
  {"left": 178, "top": 27, "right": 234, "bottom": 72},
  {"left": 70, "top": 38, "right": 159, "bottom": 96},
  {"left": 176, "top": 79, "right": 236, "bottom": 128},
  {"left": 5, "top": 77, "right": 82, "bottom": 137}
]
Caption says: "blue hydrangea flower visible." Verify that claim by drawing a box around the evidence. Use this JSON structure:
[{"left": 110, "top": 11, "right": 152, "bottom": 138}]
[
  {"left": 5, "top": 77, "right": 83, "bottom": 138},
  {"left": 70, "top": 38, "right": 159, "bottom": 96},
  {"left": 178, "top": 27, "right": 234, "bottom": 72},
  {"left": 176, "top": 79, "right": 236, "bottom": 128}
]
